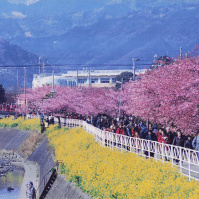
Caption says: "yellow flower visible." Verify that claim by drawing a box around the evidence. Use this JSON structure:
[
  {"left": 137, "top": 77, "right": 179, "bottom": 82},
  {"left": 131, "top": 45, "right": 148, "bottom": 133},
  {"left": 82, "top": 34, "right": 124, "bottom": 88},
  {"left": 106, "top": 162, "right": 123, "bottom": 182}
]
[{"left": 46, "top": 127, "right": 199, "bottom": 199}]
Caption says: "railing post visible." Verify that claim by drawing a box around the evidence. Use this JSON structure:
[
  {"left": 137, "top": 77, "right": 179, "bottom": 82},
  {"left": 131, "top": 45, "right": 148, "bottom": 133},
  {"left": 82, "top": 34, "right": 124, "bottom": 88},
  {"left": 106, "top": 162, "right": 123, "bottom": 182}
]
[
  {"left": 155, "top": 141, "right": 157, "bottom": 161},
  {"left": 130, "top": 137, "right": 132, "bottom": 152},
  {"left": 141, "top": 139, "right": 143, "bottom": 157},
  {"left": 162, "top": 143, "right": 165, "bottom": 163},
  {"left": 188, "top": 149, "right": 191, "bottom": 181},
  {"left": 103, "top": 130, "right": 105, "bottom": 146},
  {"left": 135, "top": 138, "right": 137, "bottom": 154},
  {"left": 171, "top": 145, "right": 174, "bottom": 166},
  {"left": 111, "top": 132, "right": 113, "bottom": 150},
  {"left": 121, "top": 135, "right": 123, "bottom": 152},
  {"left": 179, "top": 147, "right": 182, "bottom": 173}
]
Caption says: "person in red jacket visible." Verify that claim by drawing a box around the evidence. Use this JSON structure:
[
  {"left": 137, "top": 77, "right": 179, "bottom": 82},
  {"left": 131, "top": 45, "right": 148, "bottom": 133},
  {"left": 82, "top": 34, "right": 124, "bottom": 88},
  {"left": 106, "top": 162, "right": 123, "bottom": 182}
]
[
  {"left": 158, "top": 129, "right": 169, "bottom": 161},
  {"left": 116, "top": 123, "right": 125, "bottom": 148},
  {"left": 116, "top": 123, "right": 125, "bottom": 135},
  {"left": 132, "top": 123, "right": 140, "bottom": 137}
]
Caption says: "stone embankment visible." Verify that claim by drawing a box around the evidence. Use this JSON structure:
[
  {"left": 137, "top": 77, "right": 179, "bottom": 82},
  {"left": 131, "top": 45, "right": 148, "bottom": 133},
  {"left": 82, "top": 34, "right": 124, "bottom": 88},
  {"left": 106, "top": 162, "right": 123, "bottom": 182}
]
[
  {"left": 0, "top": 128, "right": 91, "bottom": 199},
  {"left": 28, "top": 138, "right": 91, "bottom": 199},
  {"left": 0, "top": 128, "right": 29, "bottom": 150}
]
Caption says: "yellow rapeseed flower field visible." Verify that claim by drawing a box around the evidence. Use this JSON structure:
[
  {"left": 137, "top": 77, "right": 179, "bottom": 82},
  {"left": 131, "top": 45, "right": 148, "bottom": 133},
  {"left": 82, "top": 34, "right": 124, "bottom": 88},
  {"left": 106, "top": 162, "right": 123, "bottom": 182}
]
[
  {"left": 0, "top": 117, "right": 40, "bottom": 132},
  {"left": 46, "top": 127, "right": 199, "bottom": 199}
]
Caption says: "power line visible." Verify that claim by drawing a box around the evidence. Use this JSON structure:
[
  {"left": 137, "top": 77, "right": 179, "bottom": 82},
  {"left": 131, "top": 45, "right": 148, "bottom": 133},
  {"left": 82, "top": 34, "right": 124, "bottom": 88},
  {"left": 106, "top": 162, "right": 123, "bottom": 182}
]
[{"left": 0, "top": 63, "right": 152, "bottom": 68}]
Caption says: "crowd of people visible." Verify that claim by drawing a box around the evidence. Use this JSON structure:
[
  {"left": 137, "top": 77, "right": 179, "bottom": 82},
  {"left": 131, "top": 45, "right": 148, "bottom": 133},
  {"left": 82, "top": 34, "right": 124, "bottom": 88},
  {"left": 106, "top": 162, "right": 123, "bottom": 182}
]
[
  {"left": 59, "top": 113, "right": 199, "bottom": 162},
  {"left": 1, "top": 107, "right": 199, "bottom": 160}
]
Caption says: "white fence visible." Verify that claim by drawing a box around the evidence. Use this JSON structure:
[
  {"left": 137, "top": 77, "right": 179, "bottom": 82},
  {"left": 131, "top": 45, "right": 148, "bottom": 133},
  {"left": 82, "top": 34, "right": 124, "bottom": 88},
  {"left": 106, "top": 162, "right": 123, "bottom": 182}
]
[
  {"left": 60, "top": 118, "right": 199, "bottom": 182},
  {"left": 29, "top": 115, "right": 199, "bottom": 182}
]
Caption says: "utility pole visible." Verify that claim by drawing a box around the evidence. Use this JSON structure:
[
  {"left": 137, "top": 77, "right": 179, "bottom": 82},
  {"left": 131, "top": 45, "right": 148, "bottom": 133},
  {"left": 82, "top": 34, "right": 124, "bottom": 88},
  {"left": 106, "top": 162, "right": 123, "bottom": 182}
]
[
  {"left": 76, "top": 70, "right": 78, "bottom": 87},
  {"left": 24, "top": 67, "right": 26, "bottom": 116},
  {"left": 17, "top": 69, "right": 19, "bottom": 94},
  {"left": 51, "top": 70, "right": 55, "bottom": 98},
  {"left": 180, "top": 47, "right": 183, "bottom": 60},
  {"left": 43, "top": 62, "right": 45, "bottom": 75},
  {"left": 89, "top": 68, "right": 91, "bottom": 87},
  {"left": 38, "top": 57, "right": 41, "bottom": 74},
  {"left": 132, "top": 58, "right": 139, "bottom": 81},
  {"left": 119, "top": 78, "right": 123, "bottom": 119},
  {"left": 78, "top": 86, "right": 83, "bottom": 113}
]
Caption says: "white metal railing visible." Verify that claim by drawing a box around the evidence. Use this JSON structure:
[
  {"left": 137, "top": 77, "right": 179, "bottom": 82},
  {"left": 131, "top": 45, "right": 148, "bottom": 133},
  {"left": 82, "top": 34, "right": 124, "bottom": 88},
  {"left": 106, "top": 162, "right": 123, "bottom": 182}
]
[
  {"left": 58, "top": 118, "right": 199, "bottom": 182},
  {"left": 28, "top": 115, "right": 199, "bottom": 182}
]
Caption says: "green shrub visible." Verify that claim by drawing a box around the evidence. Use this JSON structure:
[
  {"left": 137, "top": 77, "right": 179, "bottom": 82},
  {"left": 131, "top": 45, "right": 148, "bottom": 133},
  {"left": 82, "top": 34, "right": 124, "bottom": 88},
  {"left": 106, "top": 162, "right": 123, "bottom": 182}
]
[{"left": 11, "top": 123, "right": 18, "bottom": 128}]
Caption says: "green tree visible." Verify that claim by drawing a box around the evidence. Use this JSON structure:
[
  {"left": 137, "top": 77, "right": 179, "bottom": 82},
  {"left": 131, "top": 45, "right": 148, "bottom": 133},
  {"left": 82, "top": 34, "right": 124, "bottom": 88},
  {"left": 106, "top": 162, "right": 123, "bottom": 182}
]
[
  {"left": 115, "top": 71, "right": 133, "bottom": 90},
  {"left": 0, "top": 84, "right": 6, "bottom": 103}
]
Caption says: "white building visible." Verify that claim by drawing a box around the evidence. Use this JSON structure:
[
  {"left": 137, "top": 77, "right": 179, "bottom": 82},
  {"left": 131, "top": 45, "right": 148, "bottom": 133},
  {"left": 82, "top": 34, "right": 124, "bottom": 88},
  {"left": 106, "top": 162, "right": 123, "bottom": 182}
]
[{"left": 32, "top": 69, "right": 147, "bottom": 88}]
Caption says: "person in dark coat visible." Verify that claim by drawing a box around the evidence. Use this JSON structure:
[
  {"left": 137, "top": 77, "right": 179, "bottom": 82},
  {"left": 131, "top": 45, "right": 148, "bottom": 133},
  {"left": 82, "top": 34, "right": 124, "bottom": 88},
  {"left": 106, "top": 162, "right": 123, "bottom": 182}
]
[
  {"left": 49, "top": 116, "right": 54, "bottom": 125},
  {"left": 165, "top": 126, "right": 174, "bottom": 144},
  {"left": 172, "top": 130, "right": 184, "bottom": 165},
  {"left": 123, "top": 117, "right": 129, "bottom": 126},
  {"left": 144, "top": 130, "right": 157, "bottom": 158},
  {"left": 98, "top": 117, "right": 105, "bottom": 130},
  {"left": 127, "top": 121, "right": 134, "bottom": 137},
  {"left": 184, "top": 136, "right": 193, "bottom": 149},
  {"left": 140, "top": 126, "right": 148, "bottom": 139},
  {"left": 45, "top": 118, "right": 49, "bottom": 126},
  {"left": 40, "top": 121, "right": 45, "bottom": 133},
  {"left": 132, "top": 123, "right": 140, "bottom": 137}
]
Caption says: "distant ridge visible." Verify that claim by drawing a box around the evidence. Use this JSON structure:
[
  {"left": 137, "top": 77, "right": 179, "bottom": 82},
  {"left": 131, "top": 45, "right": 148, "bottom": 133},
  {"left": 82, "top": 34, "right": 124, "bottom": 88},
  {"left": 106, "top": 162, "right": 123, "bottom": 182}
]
[{"left": 0, "top": 38, "right": 38, "bottom": 66}]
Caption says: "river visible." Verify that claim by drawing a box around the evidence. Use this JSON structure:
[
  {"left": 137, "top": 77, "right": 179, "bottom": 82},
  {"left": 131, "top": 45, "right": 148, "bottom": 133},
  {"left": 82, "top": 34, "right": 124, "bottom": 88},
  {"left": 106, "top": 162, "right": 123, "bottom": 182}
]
[{"left": 0, "top": 168, "right": 24, "bottom": 199}]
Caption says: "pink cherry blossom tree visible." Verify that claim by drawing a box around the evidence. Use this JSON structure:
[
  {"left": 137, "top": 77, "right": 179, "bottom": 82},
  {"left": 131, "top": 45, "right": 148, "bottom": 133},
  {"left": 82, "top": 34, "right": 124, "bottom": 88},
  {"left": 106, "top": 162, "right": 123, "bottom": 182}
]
[
  {"left": 17, "top": 85, "right": 121, "bottom": 117},
  {"left": 123, "top": 52, "right": 199, "bottom": 135}
]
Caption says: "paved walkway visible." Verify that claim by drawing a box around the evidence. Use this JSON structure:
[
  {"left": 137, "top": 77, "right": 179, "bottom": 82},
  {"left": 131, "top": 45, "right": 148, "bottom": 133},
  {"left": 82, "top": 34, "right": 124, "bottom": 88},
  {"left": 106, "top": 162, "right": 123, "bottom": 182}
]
[{"left": 13, "top": 160, "right": 40, "bottom": 199}]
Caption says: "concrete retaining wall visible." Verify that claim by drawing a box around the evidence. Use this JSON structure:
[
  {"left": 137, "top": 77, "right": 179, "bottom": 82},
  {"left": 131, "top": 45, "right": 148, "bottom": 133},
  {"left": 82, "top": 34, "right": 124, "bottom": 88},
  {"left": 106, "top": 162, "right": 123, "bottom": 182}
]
[
  {"left": 0, "top": 128, "right": 29, "bottom": 150},
  {"left": 28, "top": 138, "right": 91, "bottom": 199},
  {"left": 0, "top": 128, "right": 91, "bottom": 199},
  {"left": 28, "top": 138, "right": 54, "bottom": 196},
  {"left": 46, "top": 175, "right": 91, "bottom": 199}
]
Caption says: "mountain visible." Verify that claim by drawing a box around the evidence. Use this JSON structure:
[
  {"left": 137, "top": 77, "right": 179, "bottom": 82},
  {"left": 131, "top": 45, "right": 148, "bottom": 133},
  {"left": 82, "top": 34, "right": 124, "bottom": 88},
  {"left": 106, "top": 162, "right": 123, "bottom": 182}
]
[
  {"left": 6, "top": 1, "right": 198, "bottom": 68},
  {"left": 0, "top": 0, "right": 198, "bottom": 68},
  {"left": 0, "top": 38, "right": 38, "bottom": 66},
  {"left": 0, "top": 38, "right": 39, "bottom": 90},
  {"left": 0, "top": 0, "right": 199, "bottom": 90}
]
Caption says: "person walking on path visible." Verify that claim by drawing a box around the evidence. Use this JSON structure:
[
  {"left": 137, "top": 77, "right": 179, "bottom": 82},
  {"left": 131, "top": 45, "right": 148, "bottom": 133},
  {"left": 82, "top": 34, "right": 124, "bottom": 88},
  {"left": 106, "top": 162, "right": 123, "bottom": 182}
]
[
  {"left": 172, "top": 130, "right": 184, "bottom": 165},
  {"left": 157, "top": 129, "right": 169, "bottom": 161},
  {"left": 192, "top": 130, "right": 199, "bottom": 160},
  {"left": 26, "top": 181, "right": 36, "bottom": 199},
  {"left": 144, "top": 130, "right": 157, "bottom": 158},
  {"left": 40, "top": 121, "right": 45, "bottom": 133}
]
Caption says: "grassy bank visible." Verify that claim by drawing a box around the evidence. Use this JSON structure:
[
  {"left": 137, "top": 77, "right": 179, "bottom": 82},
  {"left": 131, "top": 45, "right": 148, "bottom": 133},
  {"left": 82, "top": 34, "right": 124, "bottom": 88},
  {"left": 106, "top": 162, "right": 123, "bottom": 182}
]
[{"left": 0, "top": 117, "right": 44, "bottom": 157}]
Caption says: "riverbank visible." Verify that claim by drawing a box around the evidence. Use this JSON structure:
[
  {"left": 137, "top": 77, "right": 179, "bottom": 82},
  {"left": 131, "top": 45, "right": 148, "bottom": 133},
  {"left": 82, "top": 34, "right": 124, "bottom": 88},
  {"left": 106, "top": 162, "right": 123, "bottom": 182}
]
[
  {"left": 0, "top": 167, "right": 24, "bottom": 199},
  {"left": 0, "top": 127, "right": 91, "bottom": 199},
  {"left": 12, "top": 161, "right": 39, "bottom": 199},
  {"left": 0, "top": 127, "right": 39, "bottom": 198}
]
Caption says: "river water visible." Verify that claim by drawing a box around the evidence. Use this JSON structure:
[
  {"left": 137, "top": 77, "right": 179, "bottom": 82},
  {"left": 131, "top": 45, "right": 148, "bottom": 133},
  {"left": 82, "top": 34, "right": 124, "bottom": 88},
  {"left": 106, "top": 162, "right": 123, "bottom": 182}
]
[{"left": 0, "top": 168, "right": 24, "bottom": 199}]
